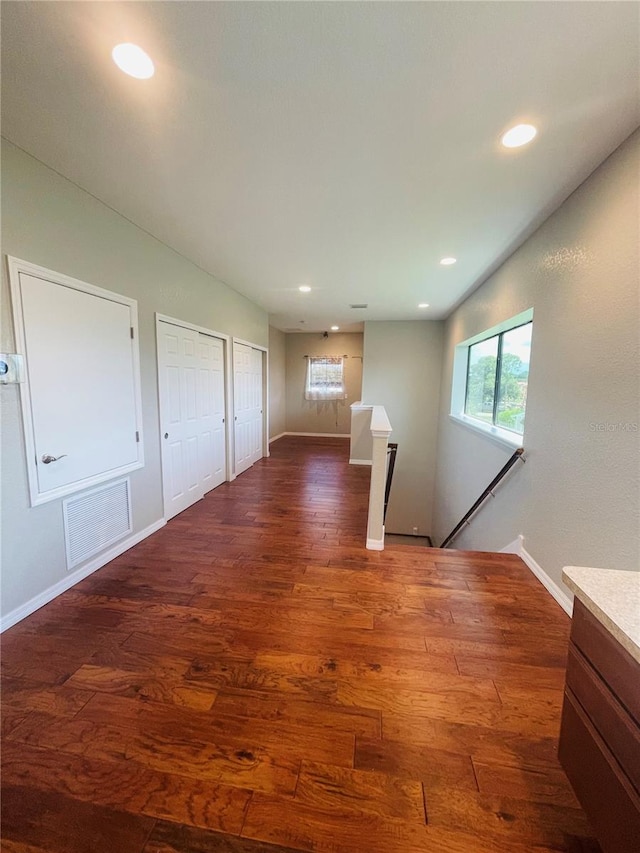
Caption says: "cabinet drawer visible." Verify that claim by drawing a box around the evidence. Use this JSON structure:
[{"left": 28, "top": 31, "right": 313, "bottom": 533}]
[
  {"left": 559, "top": 689, "right": 640, "bottom": 853},
  {"left": 566, "top": 644, "right": 640, "bottom": 794},
  {"left": 571, "top": 599, "right": 640, "bottom": 724}
]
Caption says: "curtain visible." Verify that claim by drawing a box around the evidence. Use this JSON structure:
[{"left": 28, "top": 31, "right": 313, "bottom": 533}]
[{"left": 305, "top": 356, "right": 346, "bottom": 401}]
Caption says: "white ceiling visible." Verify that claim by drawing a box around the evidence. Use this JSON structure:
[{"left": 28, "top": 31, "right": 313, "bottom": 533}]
[{"left": 2, "top": 2, "right": 639, "bottom": 332}]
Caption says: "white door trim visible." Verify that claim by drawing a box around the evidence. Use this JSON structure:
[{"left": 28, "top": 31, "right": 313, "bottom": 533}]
[
  {"left": 155, "top": 314, "right": 232, "bottom": 498},
  {"left": 7, "top": 256, "right": 144, "bottom": 506},
  {"left": 231, "top": 337, "right": 269, "bottom": 471}
]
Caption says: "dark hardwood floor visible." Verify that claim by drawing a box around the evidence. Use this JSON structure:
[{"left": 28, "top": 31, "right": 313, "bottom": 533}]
[{"left": 1, "top": 436, "right": 599, "bottom": 852}]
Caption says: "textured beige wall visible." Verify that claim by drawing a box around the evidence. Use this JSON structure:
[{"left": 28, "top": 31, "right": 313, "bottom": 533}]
[
  {"left": 268, "top": 326, "right": 286, "bottom": 440},
  {"left": 362, "top": 321, "right": 444, "bottom": 536},
  {"left": 285, "top": 333, "right": 363, "bottom": 434},
  {"left": 0, "top": 141, "right": 268, "bottom": 620},
  {"left": 432, "top": 130, "right": 640, "bottom": 588}
]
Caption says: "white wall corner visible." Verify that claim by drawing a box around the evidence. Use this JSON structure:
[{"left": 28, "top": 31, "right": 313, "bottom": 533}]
[
  {"left": 500, "top": 534, "right": 525, "bottom": 555},
  {"left": 0, "top": 517, "right": 166, "bottom": 633},
  {"left": 501, "top": 534, "right": 573, "bottom": 616}
]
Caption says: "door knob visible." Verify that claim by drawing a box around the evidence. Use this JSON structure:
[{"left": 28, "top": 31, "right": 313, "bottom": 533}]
[
  {"left": 164, "top": 433, "right": 169, "bottom": 439},
  {"left": 42, "top": 454, "right": 67, "bottom": 464}
]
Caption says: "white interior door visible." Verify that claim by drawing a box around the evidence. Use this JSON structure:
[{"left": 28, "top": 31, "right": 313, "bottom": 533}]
[
  {"left": 233, "top": 342, "right": 263, "bottom": 476},
  {"left": 197, "top": 333, "right": 226, "bottom": 494},
  {"left": 16, "top": 271, "right": 142, "bottom": 502},
  {"left": 249, "top": 347, "right": 264, "bottom": 466},
  {"left": 158, "top": 322, "right": 227, "bottom": 520}
]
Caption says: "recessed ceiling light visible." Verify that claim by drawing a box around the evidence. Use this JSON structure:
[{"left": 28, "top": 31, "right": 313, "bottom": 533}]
[
  {"left": 331, "top": 325, "right": 339, "bottom": 331},
  {"left": 418, "top": 303, "right": 429, "bottom": 309},
  {"left": 298, "top": 285, "right": 311, "bottom": 293},
  {"left": 112, "top": 43, "right": 155, "bottom": 79},
  {"left": 440, "top": 257, "right": 457, "bottom": 266},
  {"left": 501, "top": 123, "right": 537, "bottom": 149}
]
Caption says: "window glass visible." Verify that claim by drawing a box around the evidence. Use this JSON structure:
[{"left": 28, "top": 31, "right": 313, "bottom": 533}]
[
  {"left": 496, "top": 323, "right": 532, "bottom": 433},
  {"left": 305, "top": 357, "right": 346, "bottom": 401},
  {"left": 465, "top": 336, "right": 498, "bottom": 423}
]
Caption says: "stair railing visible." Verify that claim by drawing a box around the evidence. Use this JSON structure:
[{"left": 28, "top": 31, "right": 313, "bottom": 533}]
[
  {"left": 440, "top": 447, "right": 525, "bottom": 548},
  {"left": 383, "top": 443, "right": 398, "bottom": 523}
]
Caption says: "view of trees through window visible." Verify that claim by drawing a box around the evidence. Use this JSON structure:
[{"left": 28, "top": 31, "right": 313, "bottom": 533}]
[{"left": 464, "top": 322, "right": 532, "bottom": 434}]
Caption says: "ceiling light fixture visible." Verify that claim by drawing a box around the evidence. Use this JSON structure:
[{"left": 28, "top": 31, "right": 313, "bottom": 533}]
[
  {"left": 298, "top": 285, "right": 311, "bottom": 293},
  {"left": 331, "top": 325, "right": 339, "bottom": 331},
  {"left": 440, "top": 257, "right": 457, "bottom": 266},
  {"left": 418, "top": 303, "right": 429, "bottom": 309},
  {"left": 112, "top": 43, "right": 155, "bottom": 79},
  {"left": 501, "top": 123, "right": 537, "bottom": 149}
]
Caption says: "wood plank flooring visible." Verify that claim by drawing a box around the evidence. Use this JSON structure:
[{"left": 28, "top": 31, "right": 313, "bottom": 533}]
[{"left": 1, "top": 436, "right": 599, "bottom": 852}]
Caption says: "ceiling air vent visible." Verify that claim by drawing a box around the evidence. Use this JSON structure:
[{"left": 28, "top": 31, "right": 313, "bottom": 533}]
[{"left": 349, "top": 304, "right": 368, "bottom": 309}]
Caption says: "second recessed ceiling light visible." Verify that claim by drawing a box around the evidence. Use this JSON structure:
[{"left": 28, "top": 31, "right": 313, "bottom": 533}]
[
  {"left": 112, "top": 43, "right": 155, "bottom": 79},
  {"left": 501, "top": 123, "right": 537, "bottom": 149},
  {"left": 299, "top": 285, "right": 311, "bottom": 292},
  {"left": 440, "top": 257, "right": 457, "bottom": 266}
]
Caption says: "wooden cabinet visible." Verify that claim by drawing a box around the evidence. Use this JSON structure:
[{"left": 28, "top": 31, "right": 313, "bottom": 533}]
[{"left": 559, "top": 598, "right": 640, "bottom": 853}]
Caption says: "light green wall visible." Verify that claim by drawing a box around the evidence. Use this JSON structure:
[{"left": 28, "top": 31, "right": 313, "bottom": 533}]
[
  {"left": 0, "top": 140, "right": 268, "bottom": 620},
  {"left": 285, "top": 332, "right": 363, "bottom": 435},
  {"left": 268, "top": 326, "right": 286, "bottom": 439},
  {"left": 432, "top": 130, "right": 640, "bottom": 587},
  {"left": 362, "top": 321, "right": 444, "bottom": 536}
]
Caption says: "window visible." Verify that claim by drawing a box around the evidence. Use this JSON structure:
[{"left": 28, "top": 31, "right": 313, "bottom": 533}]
[
  {"left": 464, "top": 321, "right": 532, "bottom": 435},
  {"left": 450, "top": 310, "right": 533, "bottom": 445},
  {"left": 305, "top": 356, "right": 346, "bottom": 401}
]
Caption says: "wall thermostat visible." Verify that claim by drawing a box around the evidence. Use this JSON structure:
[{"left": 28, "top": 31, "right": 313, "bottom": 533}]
[{"left": 0, "top": 353, "right": 24, "bottom": 384}]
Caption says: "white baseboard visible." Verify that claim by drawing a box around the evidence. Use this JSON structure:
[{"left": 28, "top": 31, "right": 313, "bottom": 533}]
[
  {"left": 366, "top": 537, "right": 385, "bottom": 551},
  {"left": 349, "top": 458, "right": 372, "bottom": 466},
  {"left": 268, "top": 432, "right": 287, "bottom": 444},
  {"left": 501, "top": 534, "right": 573, "bottom": 616},
  {"left": 0, "top": 518, "right": 166, "bottom": 632}
]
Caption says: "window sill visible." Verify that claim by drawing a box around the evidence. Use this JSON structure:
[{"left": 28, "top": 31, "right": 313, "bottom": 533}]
[{"left": 448, "top": 413, "right": 523, "bottom": 451}]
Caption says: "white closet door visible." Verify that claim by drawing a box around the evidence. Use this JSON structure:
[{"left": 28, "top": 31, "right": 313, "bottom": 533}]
[
  {"left": 159, "top": 322, "right": 228, "bottom": 519},
  {"left": 249, "top": 346, "right": 264, "bottom": 466},
  {"left": 233, "top": 342, "right": 253, "bottom": 475},
  {"left": 197, "top": 333, "right": 226, "bottom": 493},
  {"left": 158, "top": 323, "right": 202, "bottom": 519}
]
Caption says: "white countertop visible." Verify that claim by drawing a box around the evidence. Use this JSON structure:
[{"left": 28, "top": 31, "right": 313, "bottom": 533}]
[{"left": 563, "top": 566, "right": 640, "bottom": 664}]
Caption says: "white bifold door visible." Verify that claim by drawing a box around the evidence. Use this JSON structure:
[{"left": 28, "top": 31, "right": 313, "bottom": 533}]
[
  {"left": 158, "top": 321, "right": 227, "bottom": 520},
  {"left": 233, "top": 342, "right": 264, "bottom": 476}
]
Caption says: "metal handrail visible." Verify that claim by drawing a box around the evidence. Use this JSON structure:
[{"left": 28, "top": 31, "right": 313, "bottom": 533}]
[
  {"left": 383, "top": 443, "right": 398, "bottom": 523},
  {"left": 440, "top": 447, "right": 525, "bottom": 548}
]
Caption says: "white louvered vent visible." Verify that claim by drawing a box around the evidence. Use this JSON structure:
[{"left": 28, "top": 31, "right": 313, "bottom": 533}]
[{"left": 63, "top": 478, "right": 132, "bottom": 570}]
